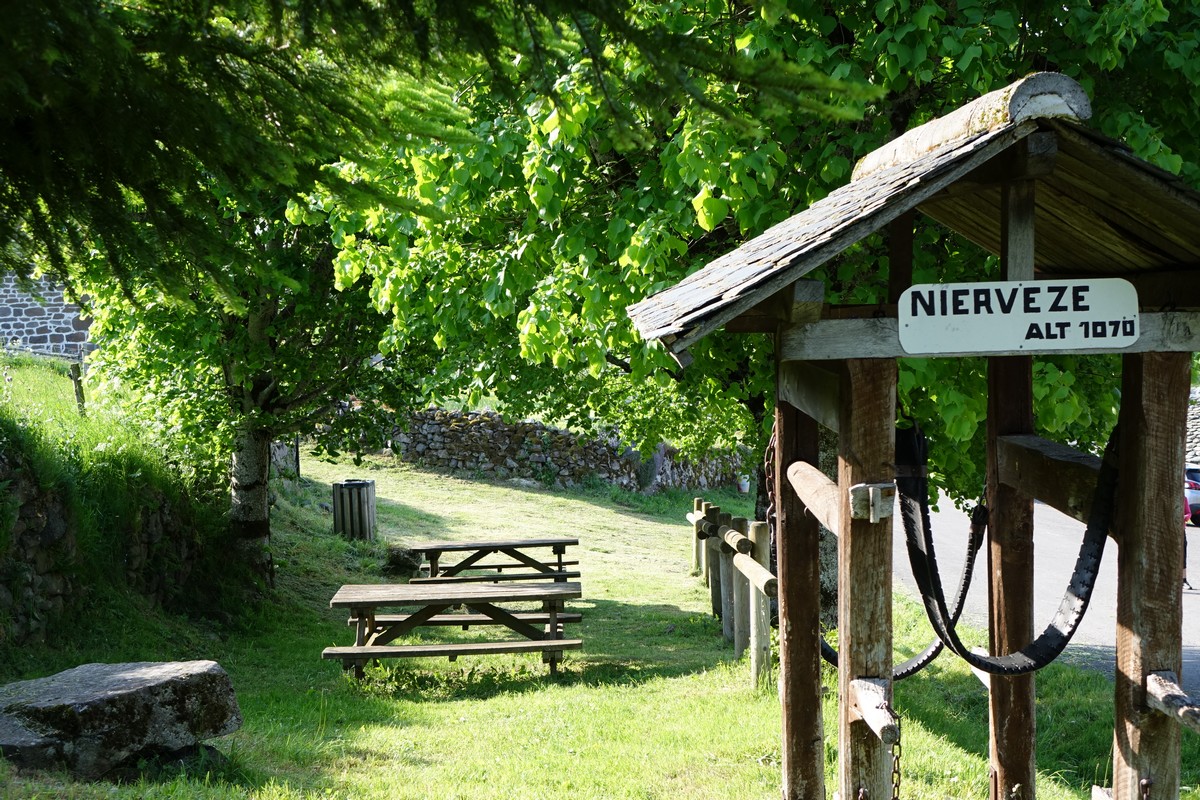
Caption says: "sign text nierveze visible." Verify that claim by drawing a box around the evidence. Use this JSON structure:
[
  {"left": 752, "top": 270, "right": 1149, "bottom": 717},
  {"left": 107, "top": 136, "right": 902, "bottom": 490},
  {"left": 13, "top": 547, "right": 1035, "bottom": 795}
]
[{"left": 898, "top": 278, "right": 1139, "bottom": 355}]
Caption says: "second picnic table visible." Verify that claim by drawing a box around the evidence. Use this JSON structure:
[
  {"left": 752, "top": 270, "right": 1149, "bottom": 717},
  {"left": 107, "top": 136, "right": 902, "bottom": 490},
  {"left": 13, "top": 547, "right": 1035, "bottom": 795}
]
[{"left": 407, "top": 536, "right": 579, "bottom": 583}]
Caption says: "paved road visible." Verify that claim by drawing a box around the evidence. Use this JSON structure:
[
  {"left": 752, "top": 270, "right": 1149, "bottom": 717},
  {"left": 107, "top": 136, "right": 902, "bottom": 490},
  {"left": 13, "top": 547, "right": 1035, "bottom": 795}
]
[{"left": 890, "top": 495, "right": 1200, "bottom": 694}]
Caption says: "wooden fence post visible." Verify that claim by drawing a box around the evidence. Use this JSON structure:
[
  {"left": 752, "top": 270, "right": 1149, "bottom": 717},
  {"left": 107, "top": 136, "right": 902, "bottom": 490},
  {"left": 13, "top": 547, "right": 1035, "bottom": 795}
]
[
  {"left": 837, "top": 358, "right": 896, "bottom": 800},
  {"left": 1111, "top": 351, "right": 1189, "bottom": 799},
  {"left": 732, "top": 516, "right": 751, "bottom": 659},
  {"left": 692, "top": 497, "right": 704, "bottom": 576},
  {"left": 706, "top": 504, "right": 722, "bottom": 618},
  {"left": 749, "top": 520, "right": 772, "bottom": 690},
  {"left": 719, "top": 511, "right": 735, "bottom": 642},
  {"left": 987, "top": 180, "right": 1036, "bottom": 800},
  {"left": 775, "top": 397, "right": 825, "bottom": 800}
]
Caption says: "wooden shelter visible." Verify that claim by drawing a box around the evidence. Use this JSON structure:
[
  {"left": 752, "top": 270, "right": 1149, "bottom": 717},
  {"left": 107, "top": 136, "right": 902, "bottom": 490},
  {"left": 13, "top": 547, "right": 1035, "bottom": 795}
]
[{"left": 627, "top": 73, "right": 1200, "bottom": 800}]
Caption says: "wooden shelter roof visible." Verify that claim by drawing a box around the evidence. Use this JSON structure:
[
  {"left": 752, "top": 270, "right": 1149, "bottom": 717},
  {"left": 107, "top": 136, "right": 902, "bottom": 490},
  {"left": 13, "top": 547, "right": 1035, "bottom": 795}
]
[{"left": 626, "top": 73, "right": 1200, "bottom": 359}]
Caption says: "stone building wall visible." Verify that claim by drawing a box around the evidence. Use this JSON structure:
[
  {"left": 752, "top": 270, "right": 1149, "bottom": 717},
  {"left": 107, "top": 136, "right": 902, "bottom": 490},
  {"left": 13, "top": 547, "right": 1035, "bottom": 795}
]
[
  {"left": 390, "top": 408, "right": 747, "bottom": 492},
  {"left": 0, "top": 275, "right": 90, "bottom": 356}
]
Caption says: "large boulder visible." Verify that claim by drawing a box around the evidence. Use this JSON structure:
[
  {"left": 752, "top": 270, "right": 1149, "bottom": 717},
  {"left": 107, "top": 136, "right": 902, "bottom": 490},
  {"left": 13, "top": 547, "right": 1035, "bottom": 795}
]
[{"left": 0, "top": 660, "right": 241, "bottom": 779}]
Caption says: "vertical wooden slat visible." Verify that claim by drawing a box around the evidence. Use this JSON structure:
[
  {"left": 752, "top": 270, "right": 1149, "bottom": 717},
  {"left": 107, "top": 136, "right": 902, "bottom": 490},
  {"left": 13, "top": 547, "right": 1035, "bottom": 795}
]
[
  {"left": 1112, "top": 352, "right": 1189, "bottom": 800},
  {"left": 837, "top": 358, "right": 897, "bottom": 800},
  {"left": 701, "top": 501, "right": 712, "bottom": 586},
  {"left": 775, "top": 394, "right": 825, "bottom": 800},
  {"left": 988, "top": 179, "right": 1037, "bottom": 800},
  {"left": 732, "top": 516, "right": 751, "bottom": 658},
  {"left": 749, "top": 520, "right": 772, "bottom": 690},
  {"left": 693, "top": 497, "right": 704, "bottom": 576}
]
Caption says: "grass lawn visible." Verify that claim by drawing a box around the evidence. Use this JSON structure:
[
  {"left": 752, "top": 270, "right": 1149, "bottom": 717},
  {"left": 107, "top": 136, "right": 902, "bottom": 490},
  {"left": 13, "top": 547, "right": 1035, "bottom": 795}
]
[{"left": 2, "top": 452, "right": 1198, "bottom": 799}]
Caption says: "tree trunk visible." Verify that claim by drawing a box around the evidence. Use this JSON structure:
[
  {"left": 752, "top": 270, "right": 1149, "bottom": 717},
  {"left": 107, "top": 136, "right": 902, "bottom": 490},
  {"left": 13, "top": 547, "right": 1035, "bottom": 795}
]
[{"left": 230, "top": 423, "right": 274, "bottom": 587}]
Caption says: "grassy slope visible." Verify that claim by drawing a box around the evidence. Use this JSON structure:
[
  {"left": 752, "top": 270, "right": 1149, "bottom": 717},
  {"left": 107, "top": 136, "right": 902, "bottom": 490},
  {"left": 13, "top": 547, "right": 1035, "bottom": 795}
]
[{"left": 0, "top": 400, "right": 1196, "bottom": 797}]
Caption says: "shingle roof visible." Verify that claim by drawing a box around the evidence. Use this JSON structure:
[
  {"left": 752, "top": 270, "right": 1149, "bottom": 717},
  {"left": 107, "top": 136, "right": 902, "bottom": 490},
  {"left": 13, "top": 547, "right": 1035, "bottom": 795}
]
[{"left": 626, "top": 73, "right": 1200, "bottom": 359}]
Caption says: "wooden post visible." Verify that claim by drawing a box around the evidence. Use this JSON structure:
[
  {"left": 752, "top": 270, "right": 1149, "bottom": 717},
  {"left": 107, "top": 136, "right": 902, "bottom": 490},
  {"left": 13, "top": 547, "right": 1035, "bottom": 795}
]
[
  {"left": 775, "top": 396, "right": 825, "bottom": 800},
  {"left": 692, "top": 497, "right": 704, "bottom": 576},
  {"left": 732, "top": 516, "right": 751, "bottom": 659},
  {"left": 700, "top": 502, "right": 712, "bottom": 586},
  {"left": 987, "top": 179, "right": 1036, "bottom": 800},
  {"left": 837, "top": 358, "right": 897, "bottom": 800},
  {"left": 706, "top": 504, "right": 722, "bottom": 618},
  {"left": 749, "top": 520, "right": 772, "bottom": 690},
  {"left": 1112, "top": 351, "right": 1189, "bottom": 799},
  {"left": 720, "top": 511, "right": 735, "bottom": 642}
]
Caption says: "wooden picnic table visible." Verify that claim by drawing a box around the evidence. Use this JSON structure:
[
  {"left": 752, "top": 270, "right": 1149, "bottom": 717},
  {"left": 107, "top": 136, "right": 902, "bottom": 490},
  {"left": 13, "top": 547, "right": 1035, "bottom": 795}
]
[
  {"left": 323, "top": 581, "right": 583, "bottom": 677},
  {"left": 407, "top": 537, "right": 580, "bottom": 583}
]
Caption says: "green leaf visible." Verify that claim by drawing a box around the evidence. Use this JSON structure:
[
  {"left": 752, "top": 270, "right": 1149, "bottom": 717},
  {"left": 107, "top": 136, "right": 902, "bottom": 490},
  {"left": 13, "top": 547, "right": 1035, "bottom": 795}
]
[{"left": 692, "top": 187, "right": 729, "bottom": 232}]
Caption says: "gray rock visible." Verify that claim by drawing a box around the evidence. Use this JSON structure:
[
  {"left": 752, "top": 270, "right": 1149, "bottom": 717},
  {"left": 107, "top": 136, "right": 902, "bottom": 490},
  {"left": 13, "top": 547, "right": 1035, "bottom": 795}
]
[{"left": 0, "top": 660, "right": 241, "bottom": 779}]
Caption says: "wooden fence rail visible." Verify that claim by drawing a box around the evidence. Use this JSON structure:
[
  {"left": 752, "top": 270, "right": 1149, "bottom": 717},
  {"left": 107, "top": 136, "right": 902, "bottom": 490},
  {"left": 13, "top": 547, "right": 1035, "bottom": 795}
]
[{"left": 688, "top": 498, "right": 774, "bottom": 689}]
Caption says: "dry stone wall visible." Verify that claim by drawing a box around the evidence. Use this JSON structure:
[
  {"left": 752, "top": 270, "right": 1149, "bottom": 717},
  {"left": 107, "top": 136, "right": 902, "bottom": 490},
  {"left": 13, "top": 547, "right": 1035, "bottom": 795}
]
[
  {"left": 390, "top": 408, "right": 746, "bottom": 492},
  {"left": 0, "top": 449, "right": 198, "bottom": 645},
  {"left": 0, "top": 451, "right": 76, "bottom": 644},
  {"left": 0, "top": 275, "right": 89, "bottom": 357}
]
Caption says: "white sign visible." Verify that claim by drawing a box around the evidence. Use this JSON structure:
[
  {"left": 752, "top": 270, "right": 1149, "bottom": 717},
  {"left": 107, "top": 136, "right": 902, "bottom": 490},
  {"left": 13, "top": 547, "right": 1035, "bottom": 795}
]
[{"left": 898, "top": 278, "right": 1139, "bottom": 355}]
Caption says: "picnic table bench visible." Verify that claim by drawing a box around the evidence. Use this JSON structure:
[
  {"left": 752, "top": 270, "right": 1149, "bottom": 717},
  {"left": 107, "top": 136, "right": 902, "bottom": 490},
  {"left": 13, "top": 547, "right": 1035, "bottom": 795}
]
[
  {"left": 323, "top": 581, "right": 582, "bottom": 677},
  {"left": 407, "top": 537, "right": 579, "bottom": 583}
]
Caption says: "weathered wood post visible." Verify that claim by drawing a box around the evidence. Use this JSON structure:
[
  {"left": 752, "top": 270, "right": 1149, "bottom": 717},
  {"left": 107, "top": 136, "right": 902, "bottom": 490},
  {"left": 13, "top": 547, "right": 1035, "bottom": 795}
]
[
  {"left": 1111, "top": 351, "right": 1190, "bottom": 799},
  {"left": 719, "top": 510, "right": 735, "bottom": 642},
  {"left": 837, "top": 358, "right": 896, "bottom": 800},
  {"left": 749, "top": 520, "right": 772, "bottom": 690},
  {"left": 692, "top": 497, "right": 704, "bottom": 576},
  {"left": 987, "top": 180, "right": 1037, "bottom": 800},
  {"left": 705, "top": 504, "right": 722, "bottom": 618},
  {"left": 700, "top": 501, "right": 713, "bottom": 586},
  {"left": 775, "top": 396, "right": 826, "bottom": 800},
  {"left": 731, "top": 516, "right": 751, "bottom": 658}
]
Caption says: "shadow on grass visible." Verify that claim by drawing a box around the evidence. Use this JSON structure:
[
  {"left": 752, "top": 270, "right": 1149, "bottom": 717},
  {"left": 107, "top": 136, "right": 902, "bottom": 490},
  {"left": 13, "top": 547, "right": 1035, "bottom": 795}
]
[
  {"left": 893, "top": 648, "right": 1200, "bottom": 793},
  {"left": 339, "top": 597, "right": 735, "bottom": 702}
]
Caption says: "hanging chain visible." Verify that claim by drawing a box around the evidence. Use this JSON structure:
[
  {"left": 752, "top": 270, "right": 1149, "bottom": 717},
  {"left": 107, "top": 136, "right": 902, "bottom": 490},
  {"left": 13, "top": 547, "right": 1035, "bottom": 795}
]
[
  {"left": 1140, "top": 777, "right": 1153, "bottom": 800},
  {"left": 763, "top": 423, "right": 778, "bottom": 542},
  {"left": 891, "top": 718, "right": 903, "bottom": 800}
]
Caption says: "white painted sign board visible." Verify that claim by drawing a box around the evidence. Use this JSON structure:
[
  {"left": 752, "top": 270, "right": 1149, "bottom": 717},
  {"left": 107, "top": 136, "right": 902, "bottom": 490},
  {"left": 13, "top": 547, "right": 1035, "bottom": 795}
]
[{"left": 899, "top": 278, "right": 1139, "bottom": 355}]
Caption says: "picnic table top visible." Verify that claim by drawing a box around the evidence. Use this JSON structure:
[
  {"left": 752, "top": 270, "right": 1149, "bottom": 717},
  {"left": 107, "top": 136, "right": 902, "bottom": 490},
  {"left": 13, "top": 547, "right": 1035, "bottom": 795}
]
[
  {"left": 405, "top": 537, "right": 578, "bottom": 553},
  {"left": 330, "top": 581, "right": 583, "bottom": 609}
]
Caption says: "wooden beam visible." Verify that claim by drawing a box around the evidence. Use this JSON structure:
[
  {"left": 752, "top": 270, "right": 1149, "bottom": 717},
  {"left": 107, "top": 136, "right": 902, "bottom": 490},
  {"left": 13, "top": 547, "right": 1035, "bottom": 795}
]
[
  {"left": 724, "top": 280, "right": 825, "bottom": 333},
  {"left": 995, "top": 434, "right": 1110, "bottom": 535},
  {"left": 987, "top": 179, "right": 1037, "bottom": 800},
  {"left": 1145, "top": 671, "right": 1200, "bottom": 736},
  {"left": 1052, "top": 268, "right": 1200, "bottom": 311},
  {"left": 785, "top": 461, "right": 840, "bottom": 535},
  {"left": 779, "top": 310, "right": 1200, "bottom": 361},
  {"left": 889, "top": 211, "right": 915, "bottom": 304},
  {"left": 774, "top": 394, "right": 825, "bottom": 800},
  {"left": 778, "top": 360, "right": 842, "bottom": 432},
  {"left": 960, "top": 132, "right": 1058, "bottom": 187},
  {"left": 1112, "top": 352, "right": 1189, "bottom": 800},
  {"left": 837, "top": 359, "right": 896, "bottom": 800}
]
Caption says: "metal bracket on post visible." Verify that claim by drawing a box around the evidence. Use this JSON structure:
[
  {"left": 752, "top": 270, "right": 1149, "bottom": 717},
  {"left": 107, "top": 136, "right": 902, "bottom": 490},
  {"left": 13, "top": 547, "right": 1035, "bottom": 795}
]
[{"left": 849, "top": 482, "right": 897, "bottom": 523}]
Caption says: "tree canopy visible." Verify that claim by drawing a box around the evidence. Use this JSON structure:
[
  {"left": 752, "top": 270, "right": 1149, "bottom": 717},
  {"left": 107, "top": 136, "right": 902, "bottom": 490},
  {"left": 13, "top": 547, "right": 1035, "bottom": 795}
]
[
  {"left": 309, "top": 0, "right": 1200, "bottom": 504},
  {"left": 2, "top": 0, "right": 852, "bottom": 292}
]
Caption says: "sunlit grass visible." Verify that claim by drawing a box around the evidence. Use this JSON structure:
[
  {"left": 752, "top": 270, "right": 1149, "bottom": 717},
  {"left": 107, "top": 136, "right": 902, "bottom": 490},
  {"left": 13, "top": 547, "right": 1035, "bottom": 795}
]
[{"left": 2, "top": 370, "right": 1198, "bottom": 798}]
